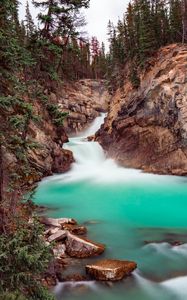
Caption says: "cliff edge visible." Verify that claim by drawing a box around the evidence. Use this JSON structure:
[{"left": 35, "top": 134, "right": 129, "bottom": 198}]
[{"left": 97, "top": 44, "right": 187, "bottom": 176}]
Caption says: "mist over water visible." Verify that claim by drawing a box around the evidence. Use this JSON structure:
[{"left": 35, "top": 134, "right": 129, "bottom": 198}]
[{"left": 34, "top": 114, "right": 187, "bottom": 300}]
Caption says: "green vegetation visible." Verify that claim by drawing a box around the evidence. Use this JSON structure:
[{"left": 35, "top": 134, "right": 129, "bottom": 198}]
[
  {"left": 0, "top": 216, "right": 54, "bottom": 300},
  {"left": 0, "top": 0, "right": 108, "bottom": 298},
  {"left": 107, "top": 0, "right": 187, "bottom": 88}
]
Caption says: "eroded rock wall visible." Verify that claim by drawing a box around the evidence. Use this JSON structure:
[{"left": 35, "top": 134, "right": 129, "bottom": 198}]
[
  {"left": 97, "top": 44, "right": 187, "bottom": 175},
  {"left": 49, "top": 79, "right": 110, "bottom": 134},
  {"left": 4, "top": 79, "right": 109, "bottom": 190}
]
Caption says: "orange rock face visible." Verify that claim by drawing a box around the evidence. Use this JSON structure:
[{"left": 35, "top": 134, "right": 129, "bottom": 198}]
[{"left": 97, "top": 44, "right": 187, "bottom": 175}]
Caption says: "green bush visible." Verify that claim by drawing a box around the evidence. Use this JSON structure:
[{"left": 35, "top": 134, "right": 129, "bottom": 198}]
[
  {"left": 0, "top": 218, "right": 55, "bottom": 300},
  {"left": 47, "top": 103, "right": 68, "bottom": 126}
]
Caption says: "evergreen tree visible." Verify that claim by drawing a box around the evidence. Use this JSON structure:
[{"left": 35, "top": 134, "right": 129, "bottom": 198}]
[
  {"left": 138, "top": 0, "right": 156, "bottom": 63},
  {"left": 170, "top": 0, "right": 182, "bottom": 42},
  {"left": 107, "top": 0, "right": 186, "bottom": 88},
  {"left": 25, "top": 1, "right": 35, "bottom": 38},
  {"left": 32, "top": 0, "right": 90, "bottom": 39}
]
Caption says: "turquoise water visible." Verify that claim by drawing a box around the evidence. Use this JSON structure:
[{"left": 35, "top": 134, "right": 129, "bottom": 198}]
[{"left": 34, "top": 115, "right": 187, "bottom": 300}]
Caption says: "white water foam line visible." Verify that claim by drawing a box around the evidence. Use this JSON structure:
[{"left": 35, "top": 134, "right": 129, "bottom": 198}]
[
  {"left": 135, "top": 271, "right": 187, "bottom": 299},
  {"left": 54, "top": 281, "right": 99, "bottom": 295},
  {"left": 161, "top": 276, "right": 187, "bottom": 299},
  {"left": 143, "top": 242, "right": 187, "bottom": 258}
]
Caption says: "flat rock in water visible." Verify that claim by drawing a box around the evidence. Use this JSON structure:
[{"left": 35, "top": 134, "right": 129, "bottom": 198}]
[
  {"left": 65, "top": 233, "right": 105, "bottom": 258},
  {"left": 86, "top": 259, "right": 137, "bottom": 281},
  {"left": 48, "top": 230, "right": 67, "bottom": 243}
]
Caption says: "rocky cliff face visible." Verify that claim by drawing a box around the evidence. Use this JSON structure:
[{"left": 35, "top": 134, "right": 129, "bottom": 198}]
[
  {"left": 49, "top": 79, "right": 110, "bottom": 134},
  {"left": 4, "top": 79, "right": 109, "bottom": 190},
  {"left": 97, "top": 44, "right": 187, "bottom": 175}
]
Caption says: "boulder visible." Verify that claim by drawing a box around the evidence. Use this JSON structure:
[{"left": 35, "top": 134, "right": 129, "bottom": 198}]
[
  {"left": 86, "top": 259, "right": 137, "bottom": 281},
  {"left": 58, "top": 218, "right": 77, "bottom": 226},
  {"left": 45, "top": 227, "right": 59, "bottom": 236},
  {"left": 48, "top": 230, "right": 67, "bottom": 243},
  {"left": 65, "top": 233, "right": 105, "bottom": 258},
  {"left": 40, "top": 217, "right": 77, "bottom": 228},
  {"left": 40, "top": 217, "right": 61, "bottom": 228},
  {"left": 62, "top": 224, "right": 87, "bottom": 235},
  {"left": 53, "top": 244, "right": 66, "bottom": 259}
]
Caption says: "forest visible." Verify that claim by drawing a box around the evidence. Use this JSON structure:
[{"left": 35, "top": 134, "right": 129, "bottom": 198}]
[
  {"left": 107, "top": 0, "right": 187, "bottom": 88},
  {"left": 0, "top": 0, "right": 187, "bottom": 299}
]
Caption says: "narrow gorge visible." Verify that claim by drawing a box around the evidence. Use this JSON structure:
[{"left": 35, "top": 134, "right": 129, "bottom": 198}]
[{"left": 1, "top": 1, "right": 187, "bottom": 300}]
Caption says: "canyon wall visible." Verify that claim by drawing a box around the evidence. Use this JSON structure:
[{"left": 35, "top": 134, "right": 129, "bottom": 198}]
[
  {"left": 4, "top": 79, "right": 109, "bottom": 192},
  {"left": 49, "top": 79, "right": 110, "bottom": 134},
  {"left": 97, "top": 44, "right": 187, "bottom": 175}
]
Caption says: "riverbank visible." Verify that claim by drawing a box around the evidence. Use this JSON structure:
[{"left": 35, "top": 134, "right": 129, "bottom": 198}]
[
  {"left": 34, "top": 114, "right": 187, "bottom": 300},
  {"left": 40, "top": 216, "right": 137, "bottom": 287}
]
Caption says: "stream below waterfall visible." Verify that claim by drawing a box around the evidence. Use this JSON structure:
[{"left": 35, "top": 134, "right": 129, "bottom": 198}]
[{"left": 34, "top": 113, "right": 187, "bottom": 300}]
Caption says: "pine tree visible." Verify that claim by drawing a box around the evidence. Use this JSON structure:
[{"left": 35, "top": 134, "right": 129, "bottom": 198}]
[
  {"left": 32, "top": 0, "right": 90, "bottom": 39},
  {"left": 170, "top": 0, "right": 182, "bottom": 42},
  {"left": 25, "top": 1, "right": 35, "bottom": 38},
  {"left": 138, "top": 0, "right": 156, "bottom": 63},
  {"left": 126, "top": 2, "right": 136, "bottom": 58}
]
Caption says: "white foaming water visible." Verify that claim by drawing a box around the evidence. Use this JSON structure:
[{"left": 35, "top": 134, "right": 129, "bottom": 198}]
[
  {"left": 54, "top": 281, "right": 99, "bottom": 297},
  {"left": 161, "top": 276, "right": 187, "bottom": 299},
  {"left": 143, "top": 242, "right": 187, "bottom": 258},
  {"left": 135, "top": 271, "right": 187, "bottom": 299},
  {"left": 59, "top": 113, "right": 179, "bottom": 185}
]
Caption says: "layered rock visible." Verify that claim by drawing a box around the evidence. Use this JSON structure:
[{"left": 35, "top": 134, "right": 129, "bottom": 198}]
[
  {"left": 97, "top": 44, "right": 187, "bottom": 175},
  {"left": 42, "top": 217, "right": 105, "bottom": 259},
  {"left": 86, "top": 259, "right": 137, "bottom": 281},
  {"left": 49, "top": 79, "right": 110, "bottom": 134},
  {"left": 27, "top": 104, "right": 74, "bottom": 180}
]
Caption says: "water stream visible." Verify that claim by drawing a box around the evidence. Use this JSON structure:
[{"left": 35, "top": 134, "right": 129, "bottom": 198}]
[{"left": 34, "top": 114, "right": 187, "bottom": 300}]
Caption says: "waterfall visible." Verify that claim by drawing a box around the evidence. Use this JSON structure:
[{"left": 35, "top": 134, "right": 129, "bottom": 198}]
[{"left": 61, "top": 114, "right": 177, "bottom": 184}]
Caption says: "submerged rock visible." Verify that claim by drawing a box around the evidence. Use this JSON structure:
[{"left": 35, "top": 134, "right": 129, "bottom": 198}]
[
  {"left": 86, "top": 259, "right": 137, "bottom": 281},
  {"left": 62, "top": 274, "right": 88, "bottom": 282},
  {"left": 65, "top": 233, "right": 105, "bottom": 258}
]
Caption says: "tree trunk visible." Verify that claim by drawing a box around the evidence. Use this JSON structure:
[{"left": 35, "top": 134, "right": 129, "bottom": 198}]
[
  {"left": 0, "top": 144, "right": 3, "bottom": 204},
  {"left": 182, "top": 0, "right": 187, "bottom": 43}
]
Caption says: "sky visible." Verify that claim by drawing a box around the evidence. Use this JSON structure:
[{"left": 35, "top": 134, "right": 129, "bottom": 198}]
[{"left": 19, "top": 0, "right": 128, "bottom": 50}]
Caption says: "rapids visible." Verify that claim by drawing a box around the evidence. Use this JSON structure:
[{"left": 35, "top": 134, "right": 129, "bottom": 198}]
[{"left": 34, "top": 113, "right": 187, "bottom": 300}]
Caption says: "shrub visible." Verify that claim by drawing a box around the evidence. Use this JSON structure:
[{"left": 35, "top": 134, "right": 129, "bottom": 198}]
[{"left": 0, "top": 217, "right": 55, "bottom": 300}]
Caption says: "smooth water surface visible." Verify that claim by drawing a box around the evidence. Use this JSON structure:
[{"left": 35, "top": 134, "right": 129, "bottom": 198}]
[{"left": 34, "top": 114, "right": 187, "bottom": 300}]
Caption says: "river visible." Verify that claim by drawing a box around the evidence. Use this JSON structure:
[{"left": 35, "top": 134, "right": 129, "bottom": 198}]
[{"left": 34, "top": 113, "right": 187, "bottom": 300}]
